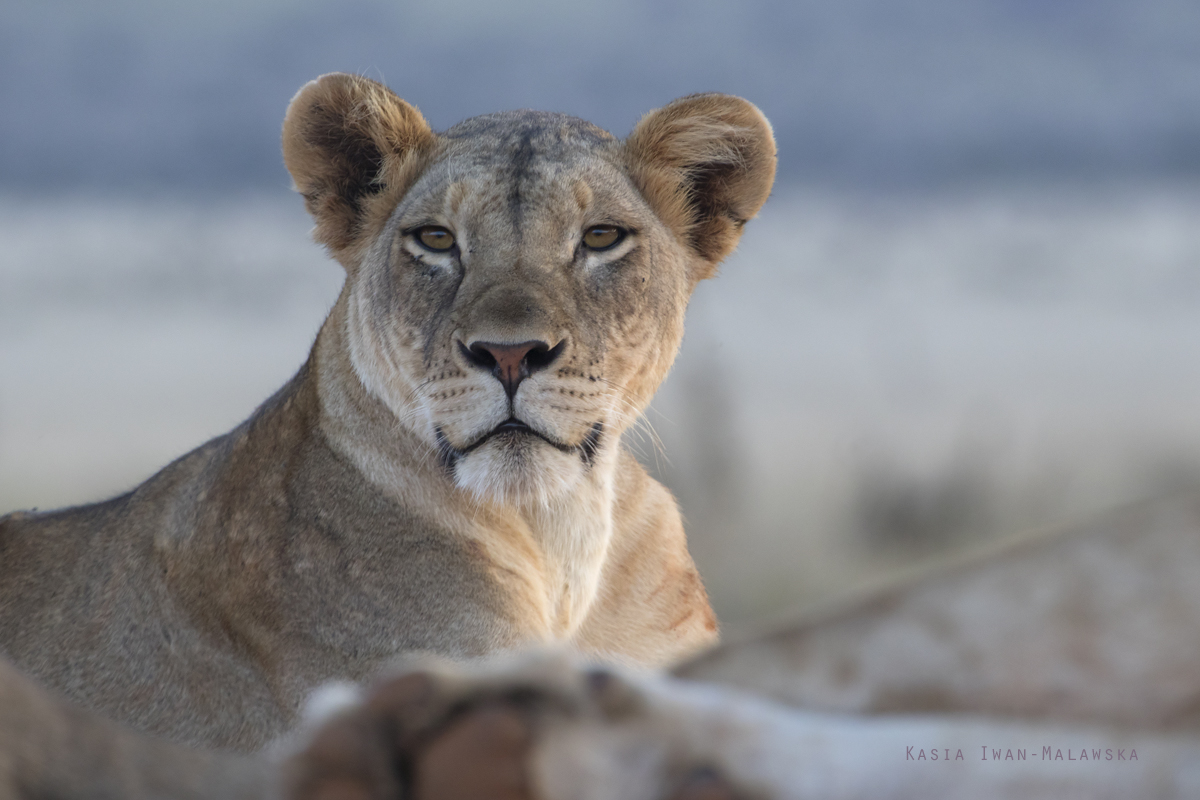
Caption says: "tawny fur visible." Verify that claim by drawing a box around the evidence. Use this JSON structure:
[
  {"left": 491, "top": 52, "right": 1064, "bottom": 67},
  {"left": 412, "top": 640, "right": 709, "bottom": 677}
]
[{"left": 0, "top": 73, "right": 776, "bottom": 751}]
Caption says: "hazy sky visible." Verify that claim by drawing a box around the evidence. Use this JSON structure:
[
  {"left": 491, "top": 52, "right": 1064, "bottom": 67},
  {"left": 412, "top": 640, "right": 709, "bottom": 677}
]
[{"left": 3, "top": 0, "right": 1200, "bottom": 192}]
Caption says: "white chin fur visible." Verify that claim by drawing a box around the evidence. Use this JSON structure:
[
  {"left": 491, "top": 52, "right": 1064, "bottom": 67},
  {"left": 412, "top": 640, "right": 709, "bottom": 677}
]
[{"left": 455, "top": 438, "right": 583, "bottom": 507}]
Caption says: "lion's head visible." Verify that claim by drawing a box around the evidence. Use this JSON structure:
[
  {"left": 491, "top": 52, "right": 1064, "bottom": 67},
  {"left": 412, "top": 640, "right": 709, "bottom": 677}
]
[{"left": 282, "top": 74, "right": 774, "bottom": 507}]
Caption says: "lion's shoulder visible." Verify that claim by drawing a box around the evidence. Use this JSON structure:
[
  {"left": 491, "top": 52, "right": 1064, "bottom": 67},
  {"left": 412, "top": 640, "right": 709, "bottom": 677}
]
[{"left": 571, "top": 450, "right": 719, "bottom": 666}]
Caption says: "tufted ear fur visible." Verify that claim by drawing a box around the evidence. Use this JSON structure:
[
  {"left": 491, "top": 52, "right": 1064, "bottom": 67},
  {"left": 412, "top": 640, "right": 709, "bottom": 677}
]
[
  {"left": 625, "top": 94, "right": 776, "bottom": 280},
  {"left": 282, "top": 73, "right": 436, "bottom": 265}
]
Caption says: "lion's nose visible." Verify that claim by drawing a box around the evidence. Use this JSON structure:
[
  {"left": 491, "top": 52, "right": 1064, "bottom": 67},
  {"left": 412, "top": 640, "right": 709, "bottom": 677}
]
[{"left": 459, "top": 339, "right": 564, "bottom": 399}]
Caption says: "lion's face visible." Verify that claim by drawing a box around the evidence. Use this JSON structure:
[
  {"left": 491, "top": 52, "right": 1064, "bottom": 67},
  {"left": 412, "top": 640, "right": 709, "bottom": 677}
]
[
  {"left": 283, "top": 76, "right": 775, "bottom": 507},
  {"left": 346, "top": 114, "right": 691, "bottom": 505}
]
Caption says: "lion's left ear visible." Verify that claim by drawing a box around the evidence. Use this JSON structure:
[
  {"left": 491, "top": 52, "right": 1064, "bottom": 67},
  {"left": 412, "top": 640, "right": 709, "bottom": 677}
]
[
  {"left": 282, "top": 73, "right": 436, "bottom": 263},
  {"left": 625, "top": 94, "right": 776, "bottom": 280}
]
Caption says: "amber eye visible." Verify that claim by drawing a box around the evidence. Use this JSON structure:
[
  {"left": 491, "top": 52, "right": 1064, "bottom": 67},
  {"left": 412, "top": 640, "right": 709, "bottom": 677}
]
[
  {"left": 582, "top": 225, "right": 625, "bottom": 251},
  {"left": 415, "top": 226, "right": 456, "bottom": 252}
]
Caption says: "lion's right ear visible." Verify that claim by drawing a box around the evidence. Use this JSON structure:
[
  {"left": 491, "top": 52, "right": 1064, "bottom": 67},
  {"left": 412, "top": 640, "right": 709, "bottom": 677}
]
[{"left": 282, "top": 73, "right": 435, "bottom": 261}]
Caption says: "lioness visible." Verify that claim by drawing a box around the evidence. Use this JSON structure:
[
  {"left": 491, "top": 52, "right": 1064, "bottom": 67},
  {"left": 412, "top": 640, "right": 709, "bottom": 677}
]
[{"left": 0, "top": 74, "right": 776, "bottom": 751}]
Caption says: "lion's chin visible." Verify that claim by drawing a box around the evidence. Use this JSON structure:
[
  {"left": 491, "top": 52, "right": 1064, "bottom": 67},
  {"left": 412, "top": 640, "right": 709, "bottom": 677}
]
[{"left": 453, "top": 436, "right": 584, "bottom": 507}]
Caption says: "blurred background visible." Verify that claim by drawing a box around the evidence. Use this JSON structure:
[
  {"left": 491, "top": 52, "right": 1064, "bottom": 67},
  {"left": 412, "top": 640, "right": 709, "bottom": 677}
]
[{"left": 3, "top": 0, "right": 1200, "bottom": 629}]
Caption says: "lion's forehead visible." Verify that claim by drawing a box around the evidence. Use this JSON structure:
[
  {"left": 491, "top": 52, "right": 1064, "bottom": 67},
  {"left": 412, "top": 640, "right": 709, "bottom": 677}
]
[
  {"left": 393, "top": 118, "right": 647, "bottom": 257},
  {"left": 431, "top": 114, "right": 629, "bottom": 203},
  {"left": 440, "top": 110, "right": 616, "bottom": 150}
]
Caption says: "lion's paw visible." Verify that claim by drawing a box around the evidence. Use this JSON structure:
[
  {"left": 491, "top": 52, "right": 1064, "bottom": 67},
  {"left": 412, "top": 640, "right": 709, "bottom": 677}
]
[{"left": 278, "top": 652, "right": 751, "bottom": 800}]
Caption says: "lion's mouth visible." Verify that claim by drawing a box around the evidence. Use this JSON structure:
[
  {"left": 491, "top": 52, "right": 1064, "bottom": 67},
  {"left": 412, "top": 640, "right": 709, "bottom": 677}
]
[{"left": 435, "top": 418, "right": 603, "bottom": 473}]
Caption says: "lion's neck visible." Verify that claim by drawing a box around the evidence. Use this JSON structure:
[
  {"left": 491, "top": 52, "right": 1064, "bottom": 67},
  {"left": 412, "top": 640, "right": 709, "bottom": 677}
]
[
  {"left": 520, "top": 451, "right": 618, "bottom": 637},
  {"left": 310, "top": 301, "right": 621, "bottom": 641}
]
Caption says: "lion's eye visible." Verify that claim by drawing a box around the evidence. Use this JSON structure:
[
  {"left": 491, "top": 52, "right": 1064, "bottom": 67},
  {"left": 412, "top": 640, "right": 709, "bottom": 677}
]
[
  {"left": 582, "top": 225, "right": 625, "bottom": 251},
  {"left": 415, "top": 226, "right": 456, "bottom": 252}
]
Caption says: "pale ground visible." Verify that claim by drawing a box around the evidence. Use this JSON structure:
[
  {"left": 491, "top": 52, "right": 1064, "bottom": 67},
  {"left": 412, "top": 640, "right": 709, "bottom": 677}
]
[{"left": 3, "top": 184, "right": 1200, "bottom": 627}]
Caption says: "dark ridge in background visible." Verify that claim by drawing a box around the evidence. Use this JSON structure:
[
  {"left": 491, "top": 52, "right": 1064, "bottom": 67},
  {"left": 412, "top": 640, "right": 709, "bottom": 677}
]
[{"left": 3, "top": 0, "right": 1200, "bottom": 195}]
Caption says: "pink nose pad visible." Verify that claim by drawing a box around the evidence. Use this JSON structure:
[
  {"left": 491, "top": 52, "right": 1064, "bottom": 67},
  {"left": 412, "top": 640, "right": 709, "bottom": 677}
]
[{"left": 460, "top": 339, "right": 564, "bottom": 398}]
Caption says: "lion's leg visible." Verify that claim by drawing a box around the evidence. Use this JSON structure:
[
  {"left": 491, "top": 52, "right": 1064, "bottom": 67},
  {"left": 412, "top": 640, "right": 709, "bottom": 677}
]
[{"left": 0, "top": 655, "right": 266, "bottom": 800}]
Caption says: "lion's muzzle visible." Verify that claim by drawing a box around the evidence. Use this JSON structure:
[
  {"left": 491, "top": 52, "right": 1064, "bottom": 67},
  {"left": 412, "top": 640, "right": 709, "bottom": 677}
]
[{"left": 459, "top": 339, "right": 565, "bottom": 399}]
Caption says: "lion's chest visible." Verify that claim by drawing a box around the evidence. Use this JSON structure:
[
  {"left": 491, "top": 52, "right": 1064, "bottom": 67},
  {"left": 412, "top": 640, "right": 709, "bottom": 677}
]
[
  {"left": 223, "top": 518, "right": 539, "bottom": 731},
  {"left": 260, "top": 501, "right": 543, "bottom": 661},
  {"left": 206, "top": 438, "right": 549, "bottom": 710}
]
